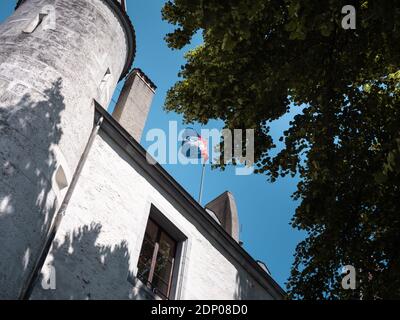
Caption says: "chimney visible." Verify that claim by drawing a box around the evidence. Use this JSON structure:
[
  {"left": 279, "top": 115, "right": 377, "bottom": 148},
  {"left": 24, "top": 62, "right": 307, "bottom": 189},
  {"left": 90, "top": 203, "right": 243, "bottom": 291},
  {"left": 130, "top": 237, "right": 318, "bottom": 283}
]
[
  {"left": 205, "top": 191, "right": 240, "bottom": 242},
  {"left": 112, "top": 68, "right": 156, "bottom": 141}
]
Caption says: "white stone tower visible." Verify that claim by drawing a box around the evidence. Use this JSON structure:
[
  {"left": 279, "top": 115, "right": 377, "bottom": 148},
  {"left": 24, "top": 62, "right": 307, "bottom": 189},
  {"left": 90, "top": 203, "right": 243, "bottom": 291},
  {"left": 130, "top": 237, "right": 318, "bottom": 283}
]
[{"left": 0, "top": 0, "right": 135, "bottom": 298}]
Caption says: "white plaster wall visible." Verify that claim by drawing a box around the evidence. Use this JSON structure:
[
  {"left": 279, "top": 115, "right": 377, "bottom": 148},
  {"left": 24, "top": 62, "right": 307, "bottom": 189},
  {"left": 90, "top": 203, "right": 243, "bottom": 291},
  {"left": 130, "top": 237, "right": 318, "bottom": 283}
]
[
  {"left": 0, "top": 0, "right": 129, "bottom": 298},
  {"left": 31, "top": 132, "right": 276, "bottom": 300}
]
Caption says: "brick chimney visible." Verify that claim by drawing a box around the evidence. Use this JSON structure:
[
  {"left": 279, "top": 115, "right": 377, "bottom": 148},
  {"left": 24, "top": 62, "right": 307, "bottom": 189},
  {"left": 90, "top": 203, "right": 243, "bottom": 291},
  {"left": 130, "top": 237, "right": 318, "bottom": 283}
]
[{"left": 112, "top": 68, "right": 156, "bottom": 141}]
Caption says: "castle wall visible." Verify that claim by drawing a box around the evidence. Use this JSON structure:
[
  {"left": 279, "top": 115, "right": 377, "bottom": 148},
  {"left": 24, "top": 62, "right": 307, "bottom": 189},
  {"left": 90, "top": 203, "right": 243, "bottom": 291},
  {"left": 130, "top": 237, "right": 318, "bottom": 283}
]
[
  {"left": 0, "top": 0, "right": 129, "bottom": 298},
  {"left": 30, "top": 131, "right": 277, "bottom": 300}
]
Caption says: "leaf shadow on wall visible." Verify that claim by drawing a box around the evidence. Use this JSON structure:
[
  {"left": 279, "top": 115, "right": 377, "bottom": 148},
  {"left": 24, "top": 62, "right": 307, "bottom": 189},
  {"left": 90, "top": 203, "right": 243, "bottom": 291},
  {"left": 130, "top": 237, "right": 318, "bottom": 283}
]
[
  {"left": 0, "top": 78, "right": 152, "bottom": 300},
  {"left": 234, "top": 268, "right": 268, "bottom": 300},
  {"left": 30, "top": 222, "right": 137, "bottom": 300},
  {"left": 0, "top": 78, "right": 65, "bottom": 298}
]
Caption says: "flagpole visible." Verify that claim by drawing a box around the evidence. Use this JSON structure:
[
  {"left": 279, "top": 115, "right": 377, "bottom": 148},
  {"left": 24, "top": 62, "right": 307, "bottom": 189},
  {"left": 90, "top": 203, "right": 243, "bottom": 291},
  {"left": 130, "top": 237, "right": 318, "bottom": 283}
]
[{"left": 198, "top": 162, "right": 206, "bottom": 205}]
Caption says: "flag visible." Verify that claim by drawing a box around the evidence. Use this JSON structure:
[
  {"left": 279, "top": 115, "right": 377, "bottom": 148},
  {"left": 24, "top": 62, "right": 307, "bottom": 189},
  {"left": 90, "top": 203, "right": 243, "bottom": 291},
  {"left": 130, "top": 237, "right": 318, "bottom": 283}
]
[{"left": 181, "top": 128, "right": 209, "bottom": 162}]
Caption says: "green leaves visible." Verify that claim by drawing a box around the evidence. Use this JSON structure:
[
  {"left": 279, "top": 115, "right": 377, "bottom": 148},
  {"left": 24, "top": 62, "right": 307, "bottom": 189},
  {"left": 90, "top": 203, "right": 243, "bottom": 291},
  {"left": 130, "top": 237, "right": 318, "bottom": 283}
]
[
  {"left": 221, "top": 33, "right": 235, "bottom": 51},
  {"left": 162, "top": 0, "right": 400, "bottom": 299}
]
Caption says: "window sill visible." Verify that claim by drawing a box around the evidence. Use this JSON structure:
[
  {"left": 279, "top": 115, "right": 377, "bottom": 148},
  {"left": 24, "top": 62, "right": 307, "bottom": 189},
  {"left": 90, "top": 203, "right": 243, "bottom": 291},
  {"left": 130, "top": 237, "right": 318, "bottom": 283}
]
[{"left": 127, "top": 274, "right": 164, "bottom": 301}]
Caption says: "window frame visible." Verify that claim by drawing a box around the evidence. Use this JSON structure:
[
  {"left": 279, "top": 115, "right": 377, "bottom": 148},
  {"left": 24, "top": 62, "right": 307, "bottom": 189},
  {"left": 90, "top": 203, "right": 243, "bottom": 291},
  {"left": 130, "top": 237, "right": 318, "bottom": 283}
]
[{"left": 137, "top": 217, "right": 178, "bottom": 300}]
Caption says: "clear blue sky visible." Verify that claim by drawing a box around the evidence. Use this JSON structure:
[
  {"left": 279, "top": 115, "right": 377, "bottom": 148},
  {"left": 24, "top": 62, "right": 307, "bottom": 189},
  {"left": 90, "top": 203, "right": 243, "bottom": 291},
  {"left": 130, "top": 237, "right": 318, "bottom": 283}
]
[{"left": 0, "top": 0, "right": 305, "bottom": 289}]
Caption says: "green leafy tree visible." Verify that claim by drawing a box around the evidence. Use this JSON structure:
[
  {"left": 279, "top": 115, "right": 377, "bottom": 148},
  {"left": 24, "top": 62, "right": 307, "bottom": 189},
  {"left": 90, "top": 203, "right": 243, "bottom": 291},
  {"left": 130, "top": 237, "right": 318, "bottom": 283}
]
[{"left": 162, "top": 0, "right": 400, "bottom": 299}]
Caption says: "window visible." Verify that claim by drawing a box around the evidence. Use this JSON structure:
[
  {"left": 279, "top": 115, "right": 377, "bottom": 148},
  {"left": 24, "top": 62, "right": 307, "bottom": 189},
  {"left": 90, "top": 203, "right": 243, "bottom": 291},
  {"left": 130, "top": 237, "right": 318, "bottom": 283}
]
[
  {"left": 23, "top": 13, "right": 47, "bottom": 34},
  {"left": 99, "top": 68, "right": 112, "bottom": 105},
  {"left": 22, "top": 6, "right": 56, "bottom": 34},
  {"left": 137, "top": 218, "right": 177, "bottom": 299},
  {"left": 55, "top": 165, "right": 68, "bottom": 191}
]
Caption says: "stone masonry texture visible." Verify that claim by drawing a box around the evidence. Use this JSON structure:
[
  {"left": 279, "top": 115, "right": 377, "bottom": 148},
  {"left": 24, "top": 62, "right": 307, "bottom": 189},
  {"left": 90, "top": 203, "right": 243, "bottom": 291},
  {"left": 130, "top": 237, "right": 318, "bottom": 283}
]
[
  {"left": 31, "top": 133, "right": 276, "bottom": 300},
  {"left": 0, "top": 0, "right": 128, "bottom": 298}
]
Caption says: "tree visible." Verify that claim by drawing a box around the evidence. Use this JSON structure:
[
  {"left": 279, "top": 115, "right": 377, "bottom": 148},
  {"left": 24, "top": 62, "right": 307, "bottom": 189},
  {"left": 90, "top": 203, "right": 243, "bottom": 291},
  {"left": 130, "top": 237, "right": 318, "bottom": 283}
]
[{"left": 162, "top": 0, "right": 400, "bottom": 299}]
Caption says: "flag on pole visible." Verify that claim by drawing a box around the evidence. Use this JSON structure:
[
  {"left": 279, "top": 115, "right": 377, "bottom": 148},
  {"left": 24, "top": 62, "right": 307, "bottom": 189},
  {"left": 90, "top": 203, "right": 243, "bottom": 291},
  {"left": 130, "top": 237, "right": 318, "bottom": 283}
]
[
  {"left": 181, "top": 128, "right": 208, "bottom": 204},
  {"left": 181, "top": 128, "right": 209, "bottom": 162}
]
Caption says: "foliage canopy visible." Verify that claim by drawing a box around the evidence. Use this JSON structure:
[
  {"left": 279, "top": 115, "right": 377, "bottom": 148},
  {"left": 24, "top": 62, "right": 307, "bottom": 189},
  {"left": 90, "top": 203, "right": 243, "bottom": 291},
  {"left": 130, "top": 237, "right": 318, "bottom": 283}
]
[{"left": 162, "top": 0, "right": 400, "bottom": 299}]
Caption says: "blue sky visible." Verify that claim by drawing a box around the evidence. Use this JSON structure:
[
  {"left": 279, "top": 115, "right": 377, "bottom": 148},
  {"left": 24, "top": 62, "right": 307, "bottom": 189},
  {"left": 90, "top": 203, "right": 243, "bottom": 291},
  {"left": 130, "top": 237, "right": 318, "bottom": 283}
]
[{"left": 1, "top": 1, "right": 305, "bottom": 289}]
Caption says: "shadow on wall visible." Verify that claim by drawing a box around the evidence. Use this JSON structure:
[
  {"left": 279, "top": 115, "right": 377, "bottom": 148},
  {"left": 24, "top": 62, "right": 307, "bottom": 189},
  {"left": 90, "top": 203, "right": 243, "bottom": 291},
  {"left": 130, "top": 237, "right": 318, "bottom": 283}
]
[
  {"left": 31, "top": 222, "right": 135, "bottom": 300},
  {"left": 234, "top": 267, "right": 277, "bottom": 300},
  {"left": 234, "top": 270, "right": 248, "bottom": 300},
  {"left": 0, "top": 79, "right": 147, "bottom": 299},
  {"left": 106, "top": 134, "right": 274, "bottom": 300},
  {"left": 0, "top": 78, "right": 64, "bottom": 298},
  {"left": 0, "top": 77, "right": 274, "bottom": 299},
  {"left": 234, "top": 269, "right": 260, "bottom": 300}
]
